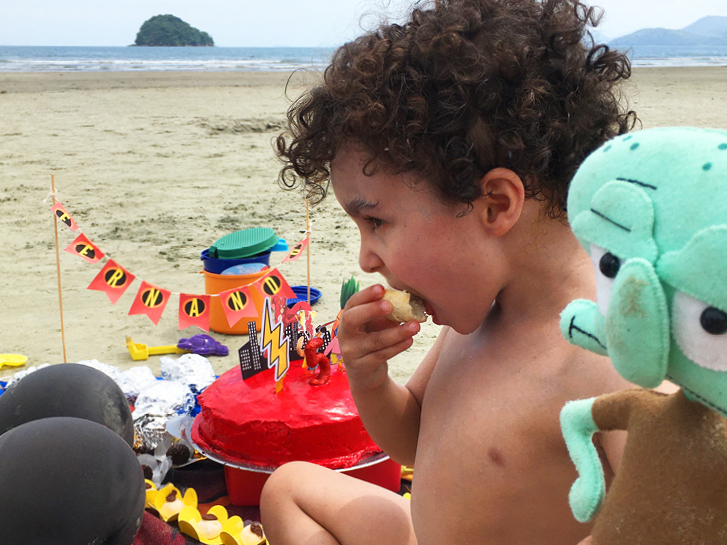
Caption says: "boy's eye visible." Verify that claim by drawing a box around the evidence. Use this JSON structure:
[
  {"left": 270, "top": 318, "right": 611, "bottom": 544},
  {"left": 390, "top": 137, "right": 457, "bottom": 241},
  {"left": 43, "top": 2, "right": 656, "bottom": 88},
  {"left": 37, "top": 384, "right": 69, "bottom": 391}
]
[{"left": 365, "top": 216, "right": 383, "bottom": 229}]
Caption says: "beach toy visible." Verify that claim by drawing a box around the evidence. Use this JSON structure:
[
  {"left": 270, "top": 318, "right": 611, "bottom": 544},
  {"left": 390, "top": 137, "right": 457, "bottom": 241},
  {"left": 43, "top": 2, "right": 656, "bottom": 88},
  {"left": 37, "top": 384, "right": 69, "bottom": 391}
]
[
  {"left": 0, "top": 354, "right": 27, "bottom": 369},
  {"left": 209, "top": 227, "right": 283, "bottom": 259},
  {"left": 287, "top": 285, "right": 322, "bottom": 307},
  {"left": 203, "top": 268, "right": 268, "bottom": 335},
  {"left": 126, "top": 336, "right": 190, "bottom": 361},
  {"left": 221, "top": 261, "right": 268, "bottom": 275},
  {"left": 200, "top": 248, "right": 272, "bottom": 274},
  {"left": 177, "top": 334, "right": 229, "bottom": 357},
  {"left": 0, "top": 417, "right": 145, "bottom": 545},
  {"left": 0, "top": 363, "right": 134, "bottom": 446}
]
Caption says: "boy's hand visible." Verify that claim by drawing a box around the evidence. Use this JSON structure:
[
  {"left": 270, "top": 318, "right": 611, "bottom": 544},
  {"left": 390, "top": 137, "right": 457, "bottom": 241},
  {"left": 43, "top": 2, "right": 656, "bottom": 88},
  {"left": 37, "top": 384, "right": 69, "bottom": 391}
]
[{"left": 338, "top": 284, "right": 420, "bottom": 391}]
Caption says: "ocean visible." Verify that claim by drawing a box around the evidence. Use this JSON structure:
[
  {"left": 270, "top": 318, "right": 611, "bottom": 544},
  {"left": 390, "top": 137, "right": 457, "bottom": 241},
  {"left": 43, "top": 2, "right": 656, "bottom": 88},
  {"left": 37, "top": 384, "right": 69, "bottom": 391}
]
[
  {"left": 1, "top": 44, "right": 727, "bottom": 72},
  {"left": 0, "top": 46, "right": 336, "bottom": 72}
]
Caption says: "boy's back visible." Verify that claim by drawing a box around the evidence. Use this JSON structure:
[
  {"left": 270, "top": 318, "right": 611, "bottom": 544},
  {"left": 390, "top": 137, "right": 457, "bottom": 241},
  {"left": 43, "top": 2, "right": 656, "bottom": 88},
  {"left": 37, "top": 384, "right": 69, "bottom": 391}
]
[{"left": 261, "top": 0, "right": 637, "bottom": 543}]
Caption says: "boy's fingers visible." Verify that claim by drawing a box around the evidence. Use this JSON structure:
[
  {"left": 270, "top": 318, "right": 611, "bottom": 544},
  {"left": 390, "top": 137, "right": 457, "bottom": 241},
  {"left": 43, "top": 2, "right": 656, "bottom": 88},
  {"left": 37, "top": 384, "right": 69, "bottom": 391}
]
[
  {"left": 350, "top": 336, "right": 414, "bottom": 367},
  {"left": 339, "top": 301, "right": 393, "bottom": 334},
  {"left": 341, "top": 322, "right": 419, "bottom": 359},
  {"left": 344, "top": 284, "right": 386, "bottom": 309}
]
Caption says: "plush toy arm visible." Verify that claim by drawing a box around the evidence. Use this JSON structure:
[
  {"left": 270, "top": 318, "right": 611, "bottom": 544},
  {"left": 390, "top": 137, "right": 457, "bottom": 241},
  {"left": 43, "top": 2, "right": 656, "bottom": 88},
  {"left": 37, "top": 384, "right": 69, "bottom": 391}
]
[
  {"left": 560, "top": 398, "right": 605, "bottom": 523},
  {"left": 560, "top": 299, "right": 608, "bottom": 356}
]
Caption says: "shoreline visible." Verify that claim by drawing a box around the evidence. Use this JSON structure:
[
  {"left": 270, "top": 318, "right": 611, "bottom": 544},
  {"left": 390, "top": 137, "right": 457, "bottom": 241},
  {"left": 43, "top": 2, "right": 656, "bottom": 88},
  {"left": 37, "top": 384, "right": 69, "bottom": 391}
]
[{"left": 1, "top": 66, "right": 726, "bottom": 382}]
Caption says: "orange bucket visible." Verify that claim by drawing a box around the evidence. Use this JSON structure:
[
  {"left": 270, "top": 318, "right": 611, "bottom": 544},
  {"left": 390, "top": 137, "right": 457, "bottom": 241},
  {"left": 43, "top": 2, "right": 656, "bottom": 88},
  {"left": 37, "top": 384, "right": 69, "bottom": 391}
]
[{"left": 203, "top": 269, "right": 267, "bottom": 335}]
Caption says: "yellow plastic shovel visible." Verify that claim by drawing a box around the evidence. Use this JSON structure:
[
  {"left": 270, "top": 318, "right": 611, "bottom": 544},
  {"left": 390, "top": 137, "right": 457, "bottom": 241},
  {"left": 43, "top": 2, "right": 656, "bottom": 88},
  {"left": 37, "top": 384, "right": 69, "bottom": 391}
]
[
  {"left": 0, "top": 354, "right": 27, "bottom": 369},
  {"left": 125, "top": 337, "right": 190, "bottom": 361}
]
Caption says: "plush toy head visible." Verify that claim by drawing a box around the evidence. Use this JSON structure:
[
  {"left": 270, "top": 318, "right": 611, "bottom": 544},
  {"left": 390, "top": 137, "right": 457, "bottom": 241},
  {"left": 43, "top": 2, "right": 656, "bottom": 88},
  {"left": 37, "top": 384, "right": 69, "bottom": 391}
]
[{"left": 561, "top": 127, "right": 727, "bottom": 415}]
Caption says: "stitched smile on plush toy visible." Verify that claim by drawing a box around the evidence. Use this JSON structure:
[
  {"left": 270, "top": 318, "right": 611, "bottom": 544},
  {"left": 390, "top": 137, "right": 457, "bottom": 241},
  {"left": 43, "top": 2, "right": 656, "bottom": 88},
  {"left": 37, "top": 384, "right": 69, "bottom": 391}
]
[{"left": 564, "top": 314, "right": 606, "bottom": 350}]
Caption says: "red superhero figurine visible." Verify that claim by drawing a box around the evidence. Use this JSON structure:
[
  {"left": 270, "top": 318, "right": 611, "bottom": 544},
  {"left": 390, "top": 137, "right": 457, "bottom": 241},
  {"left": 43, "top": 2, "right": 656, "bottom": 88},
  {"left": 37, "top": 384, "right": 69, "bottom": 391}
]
[{"left": 304, "top": 337, "right": 331, "bottom": 386}]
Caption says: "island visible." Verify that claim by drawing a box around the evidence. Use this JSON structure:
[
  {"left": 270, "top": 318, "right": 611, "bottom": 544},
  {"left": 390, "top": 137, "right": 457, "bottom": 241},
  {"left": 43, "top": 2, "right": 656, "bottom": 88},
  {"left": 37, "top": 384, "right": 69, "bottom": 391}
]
[{"left": 134, "top": 15, "right": 214, "bottom": 47}]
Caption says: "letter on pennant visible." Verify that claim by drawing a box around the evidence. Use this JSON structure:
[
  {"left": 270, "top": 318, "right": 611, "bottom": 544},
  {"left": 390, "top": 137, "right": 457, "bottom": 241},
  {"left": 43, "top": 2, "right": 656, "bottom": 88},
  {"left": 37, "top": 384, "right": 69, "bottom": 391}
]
[
  {"left": 219, "top": 285, "right": 258, "bottom": 327},
  {"left": 128, "top": 280, "right": 171, "bottom": 325},
  {"left": 87, "top": 259, "right": 135, "bottom": 304},
  {"left": 64, "top": 233, "right": 105, "bottom": 264},
  {"left": 178, "top": 294, "right": 211, "bottom": 332}
]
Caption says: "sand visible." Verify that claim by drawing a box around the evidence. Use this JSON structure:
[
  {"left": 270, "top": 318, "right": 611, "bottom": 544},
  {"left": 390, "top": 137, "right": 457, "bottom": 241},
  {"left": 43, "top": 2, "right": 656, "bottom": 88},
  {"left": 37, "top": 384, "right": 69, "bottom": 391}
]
[{"left": 1, "top": 66, "right": 726, "bottom": 383}]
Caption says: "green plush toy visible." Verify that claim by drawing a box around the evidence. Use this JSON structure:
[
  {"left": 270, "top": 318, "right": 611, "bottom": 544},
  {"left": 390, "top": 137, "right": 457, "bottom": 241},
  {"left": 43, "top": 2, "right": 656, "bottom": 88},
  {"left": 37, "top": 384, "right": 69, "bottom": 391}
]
[{"left": 559, "top": 127, "right": 727, "bottom": 544}]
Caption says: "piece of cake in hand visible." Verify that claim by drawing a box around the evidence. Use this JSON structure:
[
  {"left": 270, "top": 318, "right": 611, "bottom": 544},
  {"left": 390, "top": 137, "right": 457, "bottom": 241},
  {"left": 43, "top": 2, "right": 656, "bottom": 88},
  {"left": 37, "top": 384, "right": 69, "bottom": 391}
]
[{"left": 382, "top": 288, "right": 427, "bottom": 323}]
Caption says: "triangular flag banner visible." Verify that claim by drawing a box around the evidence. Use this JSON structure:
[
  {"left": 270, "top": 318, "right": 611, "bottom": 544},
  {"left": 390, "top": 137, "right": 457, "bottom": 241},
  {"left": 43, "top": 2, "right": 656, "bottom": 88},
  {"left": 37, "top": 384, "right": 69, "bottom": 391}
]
[
  {"left": 51, "top": 203, "right": 79, "bottom": 231},
  {"left": 178, "top": 294, "right": 211, "bottom": 332},
  {"left": 253, "top": 268, "right": 296, "bottom": 300},
  {"left": 281, "top": 237, "right": 309, "bottom": 263},
  {"left": 64, "top": 233, "right": 105, "bottom": 264},
  {"left": 87, "top": 259, "right": 135, "bottom": 304},
  {"left": 128, "top": 281, "right": 171, "bottom": 325},
  {"left": 219, "top": 285, "right": 258, "bottom": 327}
]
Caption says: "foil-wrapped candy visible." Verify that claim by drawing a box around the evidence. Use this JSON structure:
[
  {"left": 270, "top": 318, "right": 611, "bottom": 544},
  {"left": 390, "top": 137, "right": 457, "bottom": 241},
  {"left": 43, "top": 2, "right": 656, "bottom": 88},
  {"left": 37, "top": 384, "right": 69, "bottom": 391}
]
[
  {"left": 133, "top": 380, "right": 195, "bottom": 452},
  {"left": 160, "top": 353, "right": 216, "bottom": 394}
]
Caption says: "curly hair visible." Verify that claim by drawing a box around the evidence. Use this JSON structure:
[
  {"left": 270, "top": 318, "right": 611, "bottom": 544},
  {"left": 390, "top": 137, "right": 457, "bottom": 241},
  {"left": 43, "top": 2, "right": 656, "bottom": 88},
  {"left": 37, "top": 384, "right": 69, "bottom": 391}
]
[{"left": 276, "top": 0, "right": 637, "bottom": 218}]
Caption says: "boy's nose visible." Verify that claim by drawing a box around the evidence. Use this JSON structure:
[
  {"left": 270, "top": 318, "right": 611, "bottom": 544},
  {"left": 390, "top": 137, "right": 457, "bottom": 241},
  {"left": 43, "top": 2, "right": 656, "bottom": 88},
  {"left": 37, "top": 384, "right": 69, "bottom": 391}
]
[{"left": 358, "top": 243, "right": 385, "bottom": 274}]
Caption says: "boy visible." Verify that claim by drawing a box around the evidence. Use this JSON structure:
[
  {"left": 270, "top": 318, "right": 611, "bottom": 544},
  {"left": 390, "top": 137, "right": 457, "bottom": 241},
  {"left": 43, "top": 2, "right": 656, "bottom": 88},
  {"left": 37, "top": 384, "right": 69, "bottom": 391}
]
[{"left": 262, "top": 0, "right": 639, "bottom": 543}]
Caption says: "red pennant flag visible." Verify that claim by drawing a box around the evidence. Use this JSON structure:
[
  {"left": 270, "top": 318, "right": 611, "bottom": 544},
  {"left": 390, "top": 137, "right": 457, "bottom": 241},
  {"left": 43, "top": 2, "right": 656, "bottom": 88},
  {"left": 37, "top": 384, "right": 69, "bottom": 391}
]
[
  {"left": 87, "top": 259, "right": 135, "bottom": 304},
  {"left": 51, "top": 203, "right": 79, "bottom": 231},
  {"left": 281, "top": 237, "right": 309, "bottom": 263},
  {"left": 128, "top": 281, "right": 171, "bottom": 325},
  {"left": 219, "top": 285, "right": 258, "bottom": 328},
  {"left": 253, "top": 268, "right": 296, "bottom": 300},
  {"left": 178, "top": 294, "right": 211, "bottom": 332},
  {"left": 64, "top": 233, "right": 105, "bottom": 264}
]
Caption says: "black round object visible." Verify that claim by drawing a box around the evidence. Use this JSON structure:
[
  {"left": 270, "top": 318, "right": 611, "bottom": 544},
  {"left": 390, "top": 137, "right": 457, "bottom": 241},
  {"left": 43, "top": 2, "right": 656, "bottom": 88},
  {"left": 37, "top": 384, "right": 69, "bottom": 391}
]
[
  {"left": 599, "top": 252, "right": 621, "bottom": 279},
  {"left": 0, "top": 416, "right": 145, "bottom": 545},
  {"left": 0, "top": 363, "right": 133, "bottom": 446},
  {"left": 701, "top": 307, "right": 727, "bottom": 335}
]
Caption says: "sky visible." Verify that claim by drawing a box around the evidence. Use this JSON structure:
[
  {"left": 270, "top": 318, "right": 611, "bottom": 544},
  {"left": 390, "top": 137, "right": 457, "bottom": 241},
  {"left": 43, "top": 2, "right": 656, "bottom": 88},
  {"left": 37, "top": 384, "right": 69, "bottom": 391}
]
[{"left": 1, "top": 0, "right": 726, "bottom": 47}]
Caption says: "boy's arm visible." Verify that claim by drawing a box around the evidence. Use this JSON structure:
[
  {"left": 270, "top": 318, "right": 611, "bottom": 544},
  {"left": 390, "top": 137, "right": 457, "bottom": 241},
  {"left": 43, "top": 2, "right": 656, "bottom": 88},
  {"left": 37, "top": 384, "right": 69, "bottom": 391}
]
[{"left": 337, "top": 284, "right": 444, "bottom": 466}]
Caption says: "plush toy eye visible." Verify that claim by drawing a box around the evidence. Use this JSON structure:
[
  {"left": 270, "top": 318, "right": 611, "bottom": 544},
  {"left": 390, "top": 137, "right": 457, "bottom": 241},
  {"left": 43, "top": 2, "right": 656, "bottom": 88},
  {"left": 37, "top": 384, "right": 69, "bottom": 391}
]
[
  {"left": 590, "top": 244, "right": 620, "bottom": 316},
  {"left": 700, "top": 307, "right": 727, "bottom": 335},
  {"left": 672, "top": 291, "right": 727, "bottom": 372},
  {"left": 599, "top": 252, "right": 621, "bottom": 278}
]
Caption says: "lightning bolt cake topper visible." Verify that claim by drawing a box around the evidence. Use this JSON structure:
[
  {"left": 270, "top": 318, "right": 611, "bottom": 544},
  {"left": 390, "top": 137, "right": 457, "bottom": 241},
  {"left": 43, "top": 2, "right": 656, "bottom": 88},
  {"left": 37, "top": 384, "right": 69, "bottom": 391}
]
[{"left": 259, "top": 297, "right": 290, "bottom": 387}]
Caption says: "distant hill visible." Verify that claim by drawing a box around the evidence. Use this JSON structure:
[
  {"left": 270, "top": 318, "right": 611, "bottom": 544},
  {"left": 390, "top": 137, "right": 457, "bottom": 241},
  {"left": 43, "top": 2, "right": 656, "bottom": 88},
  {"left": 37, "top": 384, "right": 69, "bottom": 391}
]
[
  {"left": 609, "top": 16, "right": 727, "bottom": 47},
  {"left": 683, "top": 15, "right": 727, "bottom": 38},
  {"left": 134, "top": 15, "right": 214, "bottom": 47}
]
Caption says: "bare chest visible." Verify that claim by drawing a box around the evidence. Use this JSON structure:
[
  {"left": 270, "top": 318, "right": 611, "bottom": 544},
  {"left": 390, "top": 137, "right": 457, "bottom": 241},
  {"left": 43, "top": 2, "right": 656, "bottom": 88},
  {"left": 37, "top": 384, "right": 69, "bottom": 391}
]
[{"left": 410, "top": 334, "right": 591, "bottom": 544}]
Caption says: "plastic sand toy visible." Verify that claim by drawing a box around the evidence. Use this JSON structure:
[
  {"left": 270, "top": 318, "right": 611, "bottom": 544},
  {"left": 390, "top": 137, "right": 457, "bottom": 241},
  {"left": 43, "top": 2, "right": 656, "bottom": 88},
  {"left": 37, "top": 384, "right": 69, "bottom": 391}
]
[
  {"left": 0, "top": 354, "right": 27, "bottom": 369},
  {"left": 177, "top": 335, "right": 229, "bottom": 357},
  {"left": 126, "top": 337, "right": 189, "bottom": 361}
]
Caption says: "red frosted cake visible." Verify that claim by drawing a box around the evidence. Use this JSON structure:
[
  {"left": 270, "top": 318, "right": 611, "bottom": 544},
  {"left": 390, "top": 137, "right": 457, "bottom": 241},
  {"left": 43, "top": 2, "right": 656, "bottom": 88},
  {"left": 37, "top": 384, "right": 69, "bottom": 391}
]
[{"left": 191, "top": 362, "right": 382, "bottom": 470}]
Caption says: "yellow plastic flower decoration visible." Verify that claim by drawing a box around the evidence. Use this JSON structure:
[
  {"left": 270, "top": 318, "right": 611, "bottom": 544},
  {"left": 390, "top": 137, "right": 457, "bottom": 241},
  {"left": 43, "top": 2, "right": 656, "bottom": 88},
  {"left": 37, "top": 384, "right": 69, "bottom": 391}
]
[
  {"left": 152, "top": 484, "right": 198, "bottom": 522},
  {"left": 145, "top": 479, "right": 158, "bottom": 509},
  {"left": 178, "top": 505, "right": 230, "bottom": 545},
  {"left": 220, "top": 517, "right": 266, "bottom": 545}
]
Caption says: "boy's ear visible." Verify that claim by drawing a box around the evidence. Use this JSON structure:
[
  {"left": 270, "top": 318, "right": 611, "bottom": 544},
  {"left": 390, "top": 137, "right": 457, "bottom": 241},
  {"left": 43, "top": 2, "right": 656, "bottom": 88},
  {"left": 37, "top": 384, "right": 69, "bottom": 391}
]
[{"left": 475, "top": 168, "right": 525, "bottom": 236}]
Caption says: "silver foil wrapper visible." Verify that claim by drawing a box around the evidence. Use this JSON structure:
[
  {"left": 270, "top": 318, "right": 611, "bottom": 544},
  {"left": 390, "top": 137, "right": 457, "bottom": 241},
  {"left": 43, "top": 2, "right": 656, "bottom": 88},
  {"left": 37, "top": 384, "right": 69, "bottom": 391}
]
[
  {"left": 133, "top": 380, "right": 195, "bottom": 451},
  {"left": 160, "top": 353, "right": 216, "bottom": 394}
]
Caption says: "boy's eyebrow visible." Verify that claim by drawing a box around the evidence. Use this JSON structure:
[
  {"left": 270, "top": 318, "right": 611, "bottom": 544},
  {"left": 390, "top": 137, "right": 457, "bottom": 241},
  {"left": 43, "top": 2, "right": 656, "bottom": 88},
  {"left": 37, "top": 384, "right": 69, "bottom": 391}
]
[{"left": 343, "top": 198, "right": 379, "bottom": 217}]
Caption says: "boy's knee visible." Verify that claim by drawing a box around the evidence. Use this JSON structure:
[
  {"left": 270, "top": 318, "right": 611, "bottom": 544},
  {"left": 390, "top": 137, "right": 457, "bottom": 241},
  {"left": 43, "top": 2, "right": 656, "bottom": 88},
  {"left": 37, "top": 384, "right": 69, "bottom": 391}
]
[{"left": 261, "top": 461, "right": 316, "bottom": 508}]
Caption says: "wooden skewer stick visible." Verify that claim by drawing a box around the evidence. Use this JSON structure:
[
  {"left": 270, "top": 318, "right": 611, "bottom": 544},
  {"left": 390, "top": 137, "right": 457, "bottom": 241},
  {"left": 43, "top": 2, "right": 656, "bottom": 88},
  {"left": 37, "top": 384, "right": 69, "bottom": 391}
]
[
  {"left": 51, "top": 175, "right": 68, "bottom": 362},
  {"left": 306, "top": 198, "right": 311, "bottom": 304}
]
